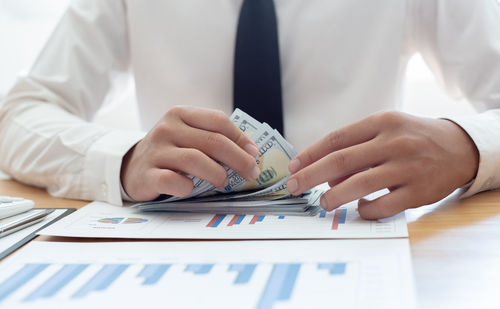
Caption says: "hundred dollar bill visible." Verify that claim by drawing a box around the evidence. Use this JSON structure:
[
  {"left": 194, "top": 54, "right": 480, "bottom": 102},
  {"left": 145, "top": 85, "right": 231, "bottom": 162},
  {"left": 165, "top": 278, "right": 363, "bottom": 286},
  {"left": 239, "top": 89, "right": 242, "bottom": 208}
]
[
  {"left": 231, "top": 108, "right": 262, "bottom": 140},
  {"left": 152, "top": 108, "right": 296, "bottom": 202},
  {"left": 217, "top": 131, "right": 296, "bottom": 193}
]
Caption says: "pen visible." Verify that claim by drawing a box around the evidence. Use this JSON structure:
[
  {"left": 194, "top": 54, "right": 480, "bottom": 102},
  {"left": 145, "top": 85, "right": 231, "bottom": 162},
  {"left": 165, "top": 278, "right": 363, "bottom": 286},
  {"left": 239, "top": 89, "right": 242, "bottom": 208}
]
[{"left": 0, "top": 209, "right": 54, "bottom": 238}]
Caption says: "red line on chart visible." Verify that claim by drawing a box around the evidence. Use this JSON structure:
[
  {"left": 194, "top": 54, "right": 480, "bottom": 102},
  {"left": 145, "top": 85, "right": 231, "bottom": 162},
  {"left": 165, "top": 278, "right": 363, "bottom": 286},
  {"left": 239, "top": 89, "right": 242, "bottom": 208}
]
[
  {"left": 331, "top": 209, "right": 341, "bottom": 230},
  {"left": 206, "top": 214, "right": 223, "bottom": 227},
  {"left": 249, "top": 215, "right": 259, "bottom": 225},
  {"left": 227, "top": 215, "right": 240, "bottom": 226}
]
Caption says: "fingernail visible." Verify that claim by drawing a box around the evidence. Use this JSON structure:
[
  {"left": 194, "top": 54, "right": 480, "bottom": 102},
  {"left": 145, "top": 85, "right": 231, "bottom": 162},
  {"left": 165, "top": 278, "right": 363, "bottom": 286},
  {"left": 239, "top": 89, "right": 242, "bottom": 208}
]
[
  {"left": 244, "top": 143, "right": 259, "bottom": 157},
  {"left": 288, "top": 158, "right": 301, "bottom": 173},
  {"left": 251, "top": 166, "right": 261, "bottom": 180},
  {"left": 320, "top": 195, "right": 328, "bottom": 209},
  {"left": 287, "top": 178, "right": 298, "bottom": 194}
]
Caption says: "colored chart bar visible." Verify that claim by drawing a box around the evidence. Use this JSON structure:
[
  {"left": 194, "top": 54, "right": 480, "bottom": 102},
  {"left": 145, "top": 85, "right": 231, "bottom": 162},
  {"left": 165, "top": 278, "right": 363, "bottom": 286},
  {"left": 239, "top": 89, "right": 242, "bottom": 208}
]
[
  {"left": 24, "top": 264, "right": 88, "bottom": 302},
  {"left": 0, "top": 264, "right": 49, "bottom": 303},
  {"left": 249, "top": 215, "right": 259, "bottom": 224},
  {"left": 206, "top": 214, "right": 226, "bottom": 228},
  {"left": 331, "top": 209, "right": 341, "bottom": 230},
  {"left": 319, "top": 210, "right": 327, "bottom": 218},
  {"left": 228, "top": 264, "right": 257, "bottom": 284},
  {"left": 339, "top": 209, "right": 347, "bottom": 224},
  {"left": 317, "top": 263, "right": 346, "bottom": 275},
  {"left": 98, "top": 218, "right": 123, "bottom": 224},
  {"left": 257, "top": 215, "right": 265, "bottom": 222},
  {"left": 137, "top": 264, "right": 171, "bottom": 285},
  {"left": 123, "top": 218, "right": 148, "bottom": 224},
  {"left": 235, "top": 214, "right": 245, "bottom": 224},
  {"left": 227, "top": 215, "right": 241, "bottom": 226},
  {"left": 278, "top": 216, "right": 285, "bottom": 219},
  {"left": 257, "top": 264, "right": 301, "bottom": 309},
  {"left": 72, "top": 264, "right": 128, "bottom": 299},
  {"left": 185, "top": 264, "right": 214, "bottom": 275}
]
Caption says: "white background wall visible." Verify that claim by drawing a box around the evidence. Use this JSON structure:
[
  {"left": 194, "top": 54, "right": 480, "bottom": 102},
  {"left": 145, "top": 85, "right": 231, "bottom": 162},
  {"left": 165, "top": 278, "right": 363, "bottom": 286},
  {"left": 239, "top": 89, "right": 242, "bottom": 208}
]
[{"left": 0, "top": 0, "right": 477, "bottom": 132}]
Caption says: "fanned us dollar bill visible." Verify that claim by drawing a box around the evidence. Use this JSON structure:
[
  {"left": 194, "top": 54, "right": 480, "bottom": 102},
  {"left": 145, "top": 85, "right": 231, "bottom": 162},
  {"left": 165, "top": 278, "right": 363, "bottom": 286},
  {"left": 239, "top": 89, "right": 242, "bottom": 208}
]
[{"left": 133, "top": 109, "right": 320, "bottom": 216}]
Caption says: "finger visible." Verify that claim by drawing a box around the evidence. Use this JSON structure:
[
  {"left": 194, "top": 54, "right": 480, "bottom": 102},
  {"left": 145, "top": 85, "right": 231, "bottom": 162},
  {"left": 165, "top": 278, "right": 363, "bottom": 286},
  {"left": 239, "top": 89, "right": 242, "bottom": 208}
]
[
  {"left": 151, "top": 169, "right": 195, "bottom": 197},
  {"left": 172, "top": 127, "right": 260, "bottom": 181},
  {"left": 159, "top": 148, "right": 230, "bottom": 188},
  {"left": 320, "top": 165, "right": 403, "bottom": 211},
  {"left": 289, "top": 116, "right": 379, "bottom": 173},
  {"left": 357, "top": 186, "right": 415, "bottom": 220},
  {"left": 287, "top": 140, "right": 384, "bottom": 195},
  {"left": 175, "top": 106, "right": 258, "bottom": 157}
]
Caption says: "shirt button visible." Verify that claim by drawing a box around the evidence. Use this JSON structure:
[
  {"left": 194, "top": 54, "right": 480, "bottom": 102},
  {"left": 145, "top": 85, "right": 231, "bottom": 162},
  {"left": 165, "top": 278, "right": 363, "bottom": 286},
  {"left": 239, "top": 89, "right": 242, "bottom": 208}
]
[{"left": 101, "top": 183, "right": 108, "bottom": 196}]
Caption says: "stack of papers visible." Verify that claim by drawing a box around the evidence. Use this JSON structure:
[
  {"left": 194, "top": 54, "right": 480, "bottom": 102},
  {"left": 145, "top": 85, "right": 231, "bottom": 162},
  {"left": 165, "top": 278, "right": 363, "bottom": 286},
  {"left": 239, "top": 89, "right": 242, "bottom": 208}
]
[{"left": 134, "top": 179, "right": 323, "bottom": 215}]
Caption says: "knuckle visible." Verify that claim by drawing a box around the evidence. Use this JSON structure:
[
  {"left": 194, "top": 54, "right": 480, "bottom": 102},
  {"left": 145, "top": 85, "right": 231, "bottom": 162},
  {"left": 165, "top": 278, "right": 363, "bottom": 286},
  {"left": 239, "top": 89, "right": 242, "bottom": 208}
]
[
  {"left": 357, "top": 173, "right": 375, "bottom": 191},
  {"left": 178, "top": 149, "right": 200, "bottom": 166},
  {"left": 297, "top": 170, "right": 313, "bottom": 188},
  {"left": 326, "top": 130, "right": 346, "bottom": 149},
  {"left": 150, "top": 123, "right": 170, "bottom": 142},
  {"left": 329, "top": 151, "right": 348, "bottom": 171},
  {"left": 376, "top": 111, "right": 405, "bottom": 129},
  {"left": 209, "top": 110, "right": 230, "bottom": 127},
  {"left": 233, "top": 130, "right": 247, "bottom": 146},
  {"left": 205, "top": 132, "right": 226, "bottom": 152},
  {"left": 390, "top": 136, "right": 419, "bottom": 154},
  {"left": 166, "top": 106, "right": 183, "bottom": 118},
  {"left": 157, "top": 171, "right": 174, "bottom": 187}
]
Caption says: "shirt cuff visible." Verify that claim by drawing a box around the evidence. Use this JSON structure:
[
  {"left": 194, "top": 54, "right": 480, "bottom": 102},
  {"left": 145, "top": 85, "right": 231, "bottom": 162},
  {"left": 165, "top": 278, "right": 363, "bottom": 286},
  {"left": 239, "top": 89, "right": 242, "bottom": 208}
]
[
  {"left": 445, "top": 111, "right": 500, "bottom": 198},
  {"left": 83, "top": 129, "right": 145, "bottom": 205}
]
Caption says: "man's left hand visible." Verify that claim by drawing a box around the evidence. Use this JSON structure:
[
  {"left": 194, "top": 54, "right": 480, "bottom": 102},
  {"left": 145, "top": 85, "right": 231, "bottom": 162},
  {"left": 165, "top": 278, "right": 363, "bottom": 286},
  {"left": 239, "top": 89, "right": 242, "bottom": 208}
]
[{"left": 286, "top": 111, "right": 479, "bottom": 219}]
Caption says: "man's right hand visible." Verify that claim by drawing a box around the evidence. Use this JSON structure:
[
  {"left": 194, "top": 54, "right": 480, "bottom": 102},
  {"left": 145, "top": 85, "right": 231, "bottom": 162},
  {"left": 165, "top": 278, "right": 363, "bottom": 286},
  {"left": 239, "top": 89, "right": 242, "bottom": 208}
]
[{"left": 120, "top": 106, "right": 260, "bottom": 201}]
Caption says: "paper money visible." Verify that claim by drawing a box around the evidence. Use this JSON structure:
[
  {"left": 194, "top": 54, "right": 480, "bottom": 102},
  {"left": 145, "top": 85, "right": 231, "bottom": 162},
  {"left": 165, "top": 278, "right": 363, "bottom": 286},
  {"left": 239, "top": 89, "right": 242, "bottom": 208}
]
[{"left": 133, "top": 108, "right": 318, "bottom": 216}]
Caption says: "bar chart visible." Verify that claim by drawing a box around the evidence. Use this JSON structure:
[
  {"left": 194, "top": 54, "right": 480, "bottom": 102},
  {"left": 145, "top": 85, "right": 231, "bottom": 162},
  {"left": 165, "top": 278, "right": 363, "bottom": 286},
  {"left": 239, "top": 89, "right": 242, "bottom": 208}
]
[
  {"left": 38, "top": 201, "right": 408, "bottom": 239},
  {"left": 206, "top": 214, "right": 286, "bottom": 227},
  {"left": 0, "top": 240, "right": 415, "bottom": 309},
  {"left": 0, "top": 261, "right": 349, "bottom": 308},
  {"left": 206, "top": 208, "right": 347, "bottom": 230}
]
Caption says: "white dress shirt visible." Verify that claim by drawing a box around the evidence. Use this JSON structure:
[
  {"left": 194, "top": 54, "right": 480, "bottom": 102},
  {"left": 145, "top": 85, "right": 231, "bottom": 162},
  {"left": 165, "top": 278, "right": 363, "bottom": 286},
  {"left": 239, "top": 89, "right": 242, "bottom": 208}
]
[{"left": 1, "top": 0, "right": 499, "bottom": 205}]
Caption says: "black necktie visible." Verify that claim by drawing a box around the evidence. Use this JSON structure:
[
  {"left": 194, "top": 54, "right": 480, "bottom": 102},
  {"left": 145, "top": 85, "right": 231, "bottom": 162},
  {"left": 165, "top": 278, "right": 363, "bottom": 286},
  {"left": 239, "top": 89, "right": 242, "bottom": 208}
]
[{"left": 233, "top": 0, "right": 284, "bottom": 135}]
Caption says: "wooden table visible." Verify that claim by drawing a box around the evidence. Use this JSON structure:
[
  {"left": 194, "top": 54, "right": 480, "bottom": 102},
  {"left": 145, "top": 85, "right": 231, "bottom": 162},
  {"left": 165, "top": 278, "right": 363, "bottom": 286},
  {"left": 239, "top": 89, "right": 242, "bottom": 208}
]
[{"left": 2, "top": 178, "right": 500, "bottom": 308}]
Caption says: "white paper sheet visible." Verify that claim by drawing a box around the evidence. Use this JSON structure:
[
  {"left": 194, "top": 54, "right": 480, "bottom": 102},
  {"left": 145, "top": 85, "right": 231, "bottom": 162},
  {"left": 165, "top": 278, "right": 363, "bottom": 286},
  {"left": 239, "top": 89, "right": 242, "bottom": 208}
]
[
  {"left": 38, "top": 201, "right": 408, "bottom": 239},
  {"left": 0, "top": 209, "right": 67, "bottom": 255},
  {"left": 0, "top": 239, "right": 416, "bottom": 309}
]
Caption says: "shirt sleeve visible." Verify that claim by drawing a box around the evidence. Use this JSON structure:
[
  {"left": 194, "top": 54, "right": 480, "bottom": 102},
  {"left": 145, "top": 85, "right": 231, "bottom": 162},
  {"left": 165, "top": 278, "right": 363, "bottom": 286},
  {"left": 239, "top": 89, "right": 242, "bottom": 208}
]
[
  {"left": 0, "top": 0, "right": 145, "bottom": 205},
  {"left": 415, "top": 0, "right": 500, "bottom": 197}
]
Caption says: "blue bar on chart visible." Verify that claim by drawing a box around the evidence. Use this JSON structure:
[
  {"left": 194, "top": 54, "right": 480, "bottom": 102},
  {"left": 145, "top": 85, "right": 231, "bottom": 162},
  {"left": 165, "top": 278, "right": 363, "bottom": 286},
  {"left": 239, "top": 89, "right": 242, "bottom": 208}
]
[
  {"left": 317, "top": 263, "right": 347, "bottom": 275},
  {"left": 72, "top": 264, "right": 128, "bottom": 299},
  {"left": 137, "top": 264, "right": 171, "bottom": 285},
  {"left": 23, "top": 264, "right": 89, "bottom": 302},
  {"left": 184, "top": 264, "right": 214, "bottom": 275},
  {"left": 319, "top": 210, "right": 327, "bottom": 218},
  {"left": 235, "top": 215, "right": 245, "bottom": 224},
  {"left": 256, "top": 264, "right": 301, "bottom": 309},
  {"left": 278, "top": 216, "right": 285, "bottom": 219},
  {"left": 227, "top": 214, "right": 246, "bottom": 226},
  {"left": 206, "top": 214, "right": 227, "bottom": 228},
  {"left": 0, "top": 264, "right": 49, "bottom": 303},
  {"left": 339, "top": 209, "right": 347, "bottom": 224},
  {"left": 257, "top": 215, "right": 265, "bottom": 222},
  {"left": 228, "top": 264, "right": 257, "bottom": 284}
]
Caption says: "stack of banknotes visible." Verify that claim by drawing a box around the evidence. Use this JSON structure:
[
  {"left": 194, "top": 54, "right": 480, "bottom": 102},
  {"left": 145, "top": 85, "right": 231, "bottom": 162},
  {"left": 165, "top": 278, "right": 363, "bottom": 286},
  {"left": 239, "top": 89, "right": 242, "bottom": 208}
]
[{"left": 133, "top": 109, "right": 322, "bottom": 215}]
